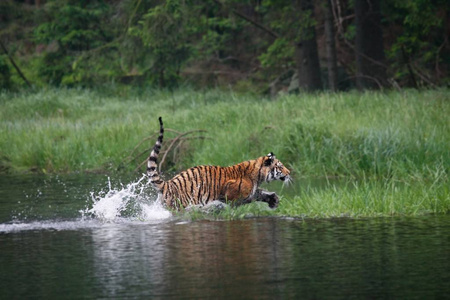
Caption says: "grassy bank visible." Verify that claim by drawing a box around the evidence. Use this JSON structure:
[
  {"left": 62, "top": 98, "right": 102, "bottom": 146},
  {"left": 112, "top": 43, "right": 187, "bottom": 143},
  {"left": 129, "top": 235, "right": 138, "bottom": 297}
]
[{"left": 1, "top": 88, "right": 449, "bottom": 217}]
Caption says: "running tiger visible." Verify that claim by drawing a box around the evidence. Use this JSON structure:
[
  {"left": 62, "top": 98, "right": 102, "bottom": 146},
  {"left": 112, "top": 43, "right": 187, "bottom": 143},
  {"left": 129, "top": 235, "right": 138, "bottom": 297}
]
[{"left": 147, "top": 117, "right": 291, "bottom": 210}]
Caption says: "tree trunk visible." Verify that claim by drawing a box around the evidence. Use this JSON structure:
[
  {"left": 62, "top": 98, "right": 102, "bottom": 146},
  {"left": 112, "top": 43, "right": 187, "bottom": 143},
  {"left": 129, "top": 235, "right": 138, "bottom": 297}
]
[
  {"left": 355, "top": 0, "right": 386, "bottom": 89},
  {"left": 295, "top": 0, "right": 322, "bottom": 92},
  {"left": 324, "top": 0, "right": 338, "bottom": 91}
]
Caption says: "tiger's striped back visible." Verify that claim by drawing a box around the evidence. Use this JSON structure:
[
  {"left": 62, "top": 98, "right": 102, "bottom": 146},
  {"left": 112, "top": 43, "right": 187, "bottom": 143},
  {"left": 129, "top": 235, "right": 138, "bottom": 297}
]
[{"left": 147, "top": 118, "right": 291, "bottom": 210}]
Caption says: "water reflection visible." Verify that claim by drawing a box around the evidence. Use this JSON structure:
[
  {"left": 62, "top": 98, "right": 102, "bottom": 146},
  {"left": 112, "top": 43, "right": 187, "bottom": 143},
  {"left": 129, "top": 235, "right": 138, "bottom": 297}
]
[
  {"left": 91, "top": 223, "right": 169, "bottom": 298},
  {"left": 1, "top": 174, "right": 449, "bottom": 298},
  {"left": 87, "top": 219, "right": 287, "bottom": 298},
  {"left": 83, "top": 216, "right": 450, "bottom": 299},
  {"left": 159, "top": 220, "right": 283, "bottom": 298}
]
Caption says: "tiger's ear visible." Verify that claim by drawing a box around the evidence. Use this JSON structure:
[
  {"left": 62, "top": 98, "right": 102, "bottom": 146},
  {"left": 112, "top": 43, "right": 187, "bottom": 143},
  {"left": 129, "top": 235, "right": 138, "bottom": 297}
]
[{"left": 264, "top": 152, "right": 275, "bottom": 166}]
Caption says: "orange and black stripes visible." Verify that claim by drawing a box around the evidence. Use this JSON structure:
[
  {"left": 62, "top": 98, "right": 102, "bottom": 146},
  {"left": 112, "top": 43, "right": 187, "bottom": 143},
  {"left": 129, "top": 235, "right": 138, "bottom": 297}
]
[
  {"left": 147, "top": 118, "right": 291, "bottom": 210},
  {"left": 154, "top": 160, "right": 267, "bottom": 208}
]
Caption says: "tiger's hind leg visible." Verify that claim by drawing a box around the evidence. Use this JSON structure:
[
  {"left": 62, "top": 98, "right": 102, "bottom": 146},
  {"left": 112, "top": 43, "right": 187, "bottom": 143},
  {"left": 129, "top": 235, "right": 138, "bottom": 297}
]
[{"left": 255, "top": 189, "right": 280, "bottom": 209}]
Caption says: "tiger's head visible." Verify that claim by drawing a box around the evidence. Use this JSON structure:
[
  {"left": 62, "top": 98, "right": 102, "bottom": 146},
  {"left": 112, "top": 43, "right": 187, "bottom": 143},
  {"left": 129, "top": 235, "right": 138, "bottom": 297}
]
[{"left": 262, "top": 152, "right": 291, "bottom": 184}]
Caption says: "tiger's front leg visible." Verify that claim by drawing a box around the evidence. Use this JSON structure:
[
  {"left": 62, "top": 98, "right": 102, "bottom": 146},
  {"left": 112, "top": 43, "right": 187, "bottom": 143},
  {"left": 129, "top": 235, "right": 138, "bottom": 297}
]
[{"left": 255, "top": 189, "right": 280, "bottom": 208}]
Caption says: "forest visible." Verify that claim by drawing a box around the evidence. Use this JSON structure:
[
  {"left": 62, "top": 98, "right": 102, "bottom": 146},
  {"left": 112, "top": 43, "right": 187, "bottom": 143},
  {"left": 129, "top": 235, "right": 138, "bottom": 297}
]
[{"left": 1, "top": 0, "right": 449, "bottom": 93}]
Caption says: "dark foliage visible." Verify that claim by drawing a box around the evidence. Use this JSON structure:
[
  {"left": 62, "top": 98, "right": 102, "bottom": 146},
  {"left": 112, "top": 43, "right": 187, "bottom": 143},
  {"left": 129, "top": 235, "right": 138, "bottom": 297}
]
[{"left": 0, "top": 0, "right": 448, "bottom": 91}]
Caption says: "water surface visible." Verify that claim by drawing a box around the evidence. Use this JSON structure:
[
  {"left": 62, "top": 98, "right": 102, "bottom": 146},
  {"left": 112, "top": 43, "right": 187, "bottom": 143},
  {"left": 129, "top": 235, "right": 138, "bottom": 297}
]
[{"left": 1, "top": 175, "right": 449, "bottom": 298}]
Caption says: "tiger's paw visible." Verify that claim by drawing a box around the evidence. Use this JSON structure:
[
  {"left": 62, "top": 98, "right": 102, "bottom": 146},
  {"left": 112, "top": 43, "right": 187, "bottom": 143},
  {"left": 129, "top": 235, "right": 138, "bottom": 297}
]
[
  {"left": 266, "top": 193, "right": 279, "bottom": 209},
  {"left": 258, "top": 190, "right": 279, "bottom": 209}
]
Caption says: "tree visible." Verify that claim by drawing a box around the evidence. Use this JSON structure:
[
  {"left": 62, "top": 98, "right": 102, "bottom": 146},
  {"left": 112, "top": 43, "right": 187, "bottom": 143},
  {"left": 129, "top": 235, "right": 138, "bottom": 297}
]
[
  {"left": 1, "top": 0, "right": 448, "bottom": 90},
  {"left": 129, "top": 0, "right": 194, "bottom": 87},
  {"left": 383, "top": 0, "right": 449, "bottom": 87},
  {"left": 294, "top": 0, "right": 322, "bottom": 91},
  {"left": 324, "top": 0, "right": 338, "bottom": 91},
  {"left": 33, "top": 0, "right": 116, "bottom": 86},
  {"left": 354, "top": 0, "right": 386, "bottom": 89},
  {"left": 249, "top": 0, "right": 322, "bottom": 92}
]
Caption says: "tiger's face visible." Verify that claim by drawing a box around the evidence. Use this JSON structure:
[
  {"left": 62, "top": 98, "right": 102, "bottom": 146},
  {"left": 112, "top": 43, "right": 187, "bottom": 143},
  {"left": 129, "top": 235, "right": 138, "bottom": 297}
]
[{"left": 263, "top": 152, "right": 291, "bottom": 183}]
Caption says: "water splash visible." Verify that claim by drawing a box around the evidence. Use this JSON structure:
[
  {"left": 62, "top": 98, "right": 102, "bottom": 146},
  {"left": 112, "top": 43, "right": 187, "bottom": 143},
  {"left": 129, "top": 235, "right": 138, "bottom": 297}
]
[{"left": 84, "top": 174, "right": 172, "bottom": 222}]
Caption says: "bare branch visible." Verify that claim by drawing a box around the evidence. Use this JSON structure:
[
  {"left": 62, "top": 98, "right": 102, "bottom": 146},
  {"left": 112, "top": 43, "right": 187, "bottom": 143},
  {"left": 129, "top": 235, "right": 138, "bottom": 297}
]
[
  {"left": 411, "top": 64, "right": 437, "bottom": 88},
  {"left": 435, "top": 39, "right": 447, "bottom": 80},
  {"left": 127, "top": 128, "right": 208, "bottom": 173},
  {"left": 331, "top": 0, "right": 388, "bottom": 71},
  {"left": 345, "top": 74, "right": 384, "bottom": 90},
  {"left": 129, "top": 133, "right": 158, "bottom": 158},
  {"left": 213, "top": 0, "right": 279, "bottom": 39},
  {"left": 159, "top": 130, "right": 207, "bottom": 172},
  {"left": 0, "top": 40, "right": 32, "bottom": 87},
  {"left": 134, "top": 159, "right": 148, "bottom": 174}
]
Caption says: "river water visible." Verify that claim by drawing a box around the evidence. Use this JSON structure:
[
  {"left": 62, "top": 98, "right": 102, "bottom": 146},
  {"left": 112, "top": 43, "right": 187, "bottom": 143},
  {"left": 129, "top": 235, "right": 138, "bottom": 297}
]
[{"left": 0, "top": 174, "right": 449, "bottom": 299}]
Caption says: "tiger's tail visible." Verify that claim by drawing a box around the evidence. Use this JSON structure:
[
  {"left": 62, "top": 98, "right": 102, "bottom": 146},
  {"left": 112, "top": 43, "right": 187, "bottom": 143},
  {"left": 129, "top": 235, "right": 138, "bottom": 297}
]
[{"left": 147, "top": 117, "right": 165, "bottom": 191}]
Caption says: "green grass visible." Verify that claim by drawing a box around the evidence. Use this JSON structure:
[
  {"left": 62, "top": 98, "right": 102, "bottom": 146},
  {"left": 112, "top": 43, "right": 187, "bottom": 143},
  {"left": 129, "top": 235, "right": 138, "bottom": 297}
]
[
  {"left": 0, "top": 87, "right": 449, "bottom": 217},
  {"left": 280, "top": 176, "right": 449, "bottom": 218},
  {"left": 178, "top": 174, "right": 449, "bottom": 220}
]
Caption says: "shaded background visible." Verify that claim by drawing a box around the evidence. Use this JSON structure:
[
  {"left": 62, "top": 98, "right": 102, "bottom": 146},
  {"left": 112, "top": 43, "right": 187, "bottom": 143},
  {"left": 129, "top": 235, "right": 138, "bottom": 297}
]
[{"left": 1, "top": 0, "right": 448, "bottom": 93}]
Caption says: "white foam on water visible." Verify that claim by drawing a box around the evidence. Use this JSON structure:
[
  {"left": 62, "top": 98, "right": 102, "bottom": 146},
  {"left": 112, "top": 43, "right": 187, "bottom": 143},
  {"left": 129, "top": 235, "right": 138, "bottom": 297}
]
[
  {"left": 1, "top": 175, "right": 172, "bottom": 233},
  {"left": 140, "top": 201, "right": 172, "bottom": 220},
  {"left": 0, "top": 219, "right": 102, "bottom": 233},
  {"left": 85, "top": 174, "right": 172, "bottom": 222}
]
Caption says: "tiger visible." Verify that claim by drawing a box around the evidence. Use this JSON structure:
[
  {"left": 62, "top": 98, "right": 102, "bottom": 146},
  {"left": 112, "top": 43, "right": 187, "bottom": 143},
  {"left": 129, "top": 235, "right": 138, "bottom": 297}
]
[{"left": 147, "top": 117, "right": 291, "bottom": 210}]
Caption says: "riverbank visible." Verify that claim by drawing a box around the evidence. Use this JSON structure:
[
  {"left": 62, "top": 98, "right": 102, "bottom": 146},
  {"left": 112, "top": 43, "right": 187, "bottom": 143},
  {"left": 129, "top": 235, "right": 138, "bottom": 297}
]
[
  {"left": 189, "top": 177, "right": 448, "bottom": 219},
  {"left": 1, "top": 88, "right": 449, "bottom": 217}
]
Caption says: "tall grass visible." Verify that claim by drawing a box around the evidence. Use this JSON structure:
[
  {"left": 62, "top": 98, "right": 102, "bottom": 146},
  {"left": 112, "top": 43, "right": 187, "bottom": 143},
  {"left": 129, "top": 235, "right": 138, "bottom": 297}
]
[
  {"left": 278, "top": 174, "right": 449, "bottom": 218},
  {"left": 1, "top": 88, "right": 448, "bottom": 178},
  {"left": 0, "top": 88, "right": 448, "bottom": 217}
]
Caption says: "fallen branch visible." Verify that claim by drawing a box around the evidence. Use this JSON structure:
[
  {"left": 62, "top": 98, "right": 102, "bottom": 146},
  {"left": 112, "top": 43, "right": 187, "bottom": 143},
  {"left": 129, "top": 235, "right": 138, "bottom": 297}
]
[
  {"left": 158, "top": 130, "right": 206, "bottom": 172},
  {"left": 127, "top": 128, "right": 183, "bottom": 159},
  {"left": 123, "top": 128, "right": 208, "bottom": 173}
]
